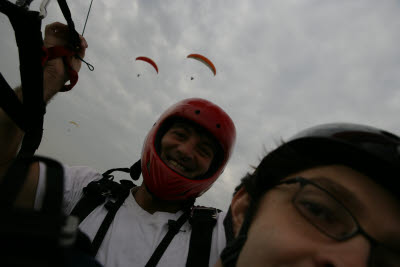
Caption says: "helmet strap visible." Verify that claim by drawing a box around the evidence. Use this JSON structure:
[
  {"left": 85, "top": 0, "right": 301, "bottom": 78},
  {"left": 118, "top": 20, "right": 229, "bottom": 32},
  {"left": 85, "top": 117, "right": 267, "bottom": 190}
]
[
  {"left": 130, "top": 159, "right": 142, "bottom": 180},
  {"left": 220, "top": 197, "right": 257, "bottom": 266}
]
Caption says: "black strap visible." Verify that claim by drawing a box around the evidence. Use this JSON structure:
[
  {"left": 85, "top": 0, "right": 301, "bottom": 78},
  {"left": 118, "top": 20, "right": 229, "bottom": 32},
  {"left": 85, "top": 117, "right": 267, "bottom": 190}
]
[
  {"left": 70, "top": 168, "right": 137, "bottom": 223},
  {"left": 0, "top": 1, "right": 45, "bottom": 158},
  {"left": 0, "top": 156, "right": 31, "bottom": 208},
  {"left": 145, "top": 210, "right": 191, "bottom": 267},
  {"left": 70, "top": 178, "right": 110, "bottom": 223},
  {"left": 39, "top": 157, "right": 64, "bottom": 213},
  {"left": 70, "top": 167, "right": 136, "bottom": 256},
  {"left": 56, "top": 0, "right": 81, "bottom": 51},
  {"left": 0, "top": 0, "right": 82, "bottom": 159},
  {"left": 186, "top": 207, "right": 218, "bottom": 267},
  {"left": 101, "top": 159, "right": 141, "bottom": 181},
  {"left": 0, "top": 73, "right": 26, "bottom": 131},
  {"left": 90, "top": 186, "right": 131, "bottom": 255},
  {"left": 223, "top": 207, "right": 235, "bottom": 244}
]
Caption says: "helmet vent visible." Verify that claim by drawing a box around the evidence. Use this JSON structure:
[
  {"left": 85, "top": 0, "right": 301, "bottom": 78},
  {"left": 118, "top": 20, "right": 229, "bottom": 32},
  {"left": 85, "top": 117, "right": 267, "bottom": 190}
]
[
  {"left": 195, "top": 110, "right": 200, "bottom": 114},
  {"left": 216, "top": 124, "right": 221, "bottom": 128}
]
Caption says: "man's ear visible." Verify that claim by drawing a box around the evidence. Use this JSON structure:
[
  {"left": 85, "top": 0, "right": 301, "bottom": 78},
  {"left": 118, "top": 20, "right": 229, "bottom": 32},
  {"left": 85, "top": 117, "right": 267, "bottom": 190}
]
[{"left": 230, "top": 187, "right": 251, "bottom": 237}]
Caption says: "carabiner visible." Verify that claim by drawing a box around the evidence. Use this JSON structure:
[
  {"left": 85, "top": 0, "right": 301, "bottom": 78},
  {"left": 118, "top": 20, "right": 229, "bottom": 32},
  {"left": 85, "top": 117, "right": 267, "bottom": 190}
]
[
  {"left": 39, "top": 0, "right": 51, "bottom": 18},
  {"left": 15, "top": 0, "right": 34, "bottom": 9}
]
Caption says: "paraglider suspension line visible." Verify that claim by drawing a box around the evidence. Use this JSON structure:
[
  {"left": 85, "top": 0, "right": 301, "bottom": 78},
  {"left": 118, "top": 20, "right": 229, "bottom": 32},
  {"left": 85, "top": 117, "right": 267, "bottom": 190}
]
[{"left": 82, "top": 0, "right": 94, "bottom": 36}]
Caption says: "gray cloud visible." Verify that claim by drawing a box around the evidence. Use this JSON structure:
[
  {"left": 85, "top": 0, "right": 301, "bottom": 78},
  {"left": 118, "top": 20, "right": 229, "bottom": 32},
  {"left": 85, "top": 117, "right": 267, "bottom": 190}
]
[{"left": 1, "top": 0, "right": 400, "bottom": 210}]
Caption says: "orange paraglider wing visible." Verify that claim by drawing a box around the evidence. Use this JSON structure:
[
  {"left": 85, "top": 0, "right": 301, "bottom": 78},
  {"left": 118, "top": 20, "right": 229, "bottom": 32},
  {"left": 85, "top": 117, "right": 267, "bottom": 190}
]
[
  {"left": 135, "top": 56, "right": 159, "bottom": 73},
  {"left": 187, "top": 54, "right": 216, "bottom": 76}
]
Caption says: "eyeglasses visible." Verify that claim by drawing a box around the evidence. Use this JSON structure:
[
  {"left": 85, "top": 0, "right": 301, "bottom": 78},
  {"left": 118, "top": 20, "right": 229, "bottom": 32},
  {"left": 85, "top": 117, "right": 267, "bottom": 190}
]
[{"left": 275, "top": 177, "right": 399, "bottom": 267}]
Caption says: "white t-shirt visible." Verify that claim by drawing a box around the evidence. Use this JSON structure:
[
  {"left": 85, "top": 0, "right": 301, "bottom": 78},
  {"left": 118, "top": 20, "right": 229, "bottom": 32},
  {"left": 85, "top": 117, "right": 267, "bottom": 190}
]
[{"left": 35, "top": 163, "right": 226, "bottom": 267}]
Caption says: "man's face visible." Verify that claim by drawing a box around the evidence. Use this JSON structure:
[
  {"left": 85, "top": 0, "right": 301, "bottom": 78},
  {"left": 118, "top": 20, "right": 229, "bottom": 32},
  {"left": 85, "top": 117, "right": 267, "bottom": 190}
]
[
  {"left": 159, "top": 121, "right": 216, "bottom": 179},
  {"left": 227, "top": 165, "right": 400, "bottom": 267}
]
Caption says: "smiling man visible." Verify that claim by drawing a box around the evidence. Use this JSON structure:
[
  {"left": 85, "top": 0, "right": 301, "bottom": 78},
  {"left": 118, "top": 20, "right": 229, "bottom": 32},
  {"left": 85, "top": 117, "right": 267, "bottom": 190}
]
[
  {"left": 134, "top": 98, "right": 236, "bottom": 215},
  {"left": 159, "top": 121, "right": 216, "bottom": 180},
  {"left": 0, "top": 22, "right": 236, "bottom": 267}
]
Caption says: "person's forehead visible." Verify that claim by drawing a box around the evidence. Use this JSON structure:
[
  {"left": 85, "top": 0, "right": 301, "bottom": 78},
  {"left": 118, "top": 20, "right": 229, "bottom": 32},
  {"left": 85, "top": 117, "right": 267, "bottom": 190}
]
[
  {"left": 169, "top": 121, "right": 217, "bottom": 147},
  {"left": 170, "top": 121, "right": 210, "bottom": 137}
]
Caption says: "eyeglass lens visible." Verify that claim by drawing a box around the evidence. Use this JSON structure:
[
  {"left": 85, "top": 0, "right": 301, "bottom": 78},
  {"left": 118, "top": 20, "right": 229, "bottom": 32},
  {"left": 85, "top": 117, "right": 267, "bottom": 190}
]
[
  {"left": 292, "top": 180, "right": 399, "bottom": 267},
  {"left": 294, "top": 182, "right": 357, "bottom": 240}
]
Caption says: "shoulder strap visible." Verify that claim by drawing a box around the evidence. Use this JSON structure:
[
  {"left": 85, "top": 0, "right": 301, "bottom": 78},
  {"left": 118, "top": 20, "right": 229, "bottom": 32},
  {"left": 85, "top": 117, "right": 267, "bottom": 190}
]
[
  {"left": 186, "top": 206, "right": 219, "bottom": 267},
  {"left": 70, "top": 173, "right": 135, "bottom": 223},
  {"left": 70, "top": 167, "right": 135, "bottom": 256},
  {"left": 145, "top": 210, "right": 191, "bottom": 267},
  {"left": 70, "top": 160, "right": 141, "bottom": 222},
  {"left": 69, "top": 177, "right": 112, "bottom": 223},
  {"left": 90, "top": 181, "right": 132, "bottom": 255}
]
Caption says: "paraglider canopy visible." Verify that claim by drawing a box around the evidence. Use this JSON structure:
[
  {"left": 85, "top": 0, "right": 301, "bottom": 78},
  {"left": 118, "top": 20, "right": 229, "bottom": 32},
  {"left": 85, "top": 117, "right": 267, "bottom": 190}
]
[
  {"left": 187, "top": 54, "right": 216, "bottom": 76},
  {"left": 135, "top": 56, "right": 159, "bottom": 73},
  {"left": 69, "top": 121, "right": 79, "bottom": 127}
]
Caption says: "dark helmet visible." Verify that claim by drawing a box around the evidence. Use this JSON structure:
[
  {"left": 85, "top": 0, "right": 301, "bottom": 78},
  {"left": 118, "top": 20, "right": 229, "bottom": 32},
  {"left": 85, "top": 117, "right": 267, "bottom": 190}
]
[
  {"left": 220, "top": 122, "right": 400, "bottom": 267},
  {"left": 141, "top": 98, "right": 236, "bottom": 201}
]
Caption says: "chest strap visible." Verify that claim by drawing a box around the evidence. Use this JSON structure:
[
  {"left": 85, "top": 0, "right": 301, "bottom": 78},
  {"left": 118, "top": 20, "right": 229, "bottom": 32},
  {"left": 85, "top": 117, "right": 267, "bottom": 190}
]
[
  {"left": 145, "top": 206, "right": 219, "bottom": 267},
  {"left": 70, "top": 165, "right": 218, "bottom": 266},
  {"left": 186, "top": 207, "right": 218, "bottom": 267},
  {"left": 145, "top": 210, "right": 191, "bottom": 267}
]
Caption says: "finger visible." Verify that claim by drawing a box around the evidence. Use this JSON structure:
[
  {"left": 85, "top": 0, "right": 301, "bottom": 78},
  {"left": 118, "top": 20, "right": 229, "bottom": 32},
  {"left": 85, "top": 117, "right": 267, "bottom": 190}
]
[
  {"left": 80, "top": 35, "right": 88, "bottom": 49},
  {"left": 45, "top": 22, "right": 68, "bottom": 35},
  {"left": 44, "top": 22, "right": 70, "bottom": 41},
  {"left": 77, "top": 36, "right": 88, "bottom": 58}
]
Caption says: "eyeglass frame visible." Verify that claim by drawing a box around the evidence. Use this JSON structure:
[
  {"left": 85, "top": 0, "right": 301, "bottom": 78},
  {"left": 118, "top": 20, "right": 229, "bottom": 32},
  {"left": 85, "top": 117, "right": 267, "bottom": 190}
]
[{"left": 273, "top": 176, "right": 398, "bottom": 266}]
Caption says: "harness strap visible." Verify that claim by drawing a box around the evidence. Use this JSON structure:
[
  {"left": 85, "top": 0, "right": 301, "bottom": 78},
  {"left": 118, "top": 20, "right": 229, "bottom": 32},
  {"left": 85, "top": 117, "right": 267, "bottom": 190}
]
[
  {"left": 0, "top": 0, "right": 86, "bottom": 158},
  {"left": 69, "top": 181, "right": 107, "bottom": 223},
  {"left": 186, "top": 207, "right": 218, "bottom": 267},
  {"left": 0, "top": 73, "right": 26, "bottom": 131},
  {"left": 0, "top": 157, "right": 31, "bottom": 208},
  {"left": 69, "top": 162, "right": 218, "bottom": 265},
  {"left": 90, "top": 186, "right": 131, "bottom": 255},
  {"left": 145, "top": 210, "right": 191, "bottom": 267},
  {"left": 70, "top": 168, "right": 135, "bottom": 256},
  {"left": 56, "top": 0, "right": 81, "bottom": 50},
  {"left": 0, "top": 1, "right": 45, "bottom": 158},
  {"left": 70, "top": 174, "right": 135, "bottom": 223}
]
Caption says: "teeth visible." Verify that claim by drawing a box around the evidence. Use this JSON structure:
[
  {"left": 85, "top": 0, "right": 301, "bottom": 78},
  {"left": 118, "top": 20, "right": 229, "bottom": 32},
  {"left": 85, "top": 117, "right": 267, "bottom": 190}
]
[{"left": 169, "top": 159, "right": 186, "bottom": 172}]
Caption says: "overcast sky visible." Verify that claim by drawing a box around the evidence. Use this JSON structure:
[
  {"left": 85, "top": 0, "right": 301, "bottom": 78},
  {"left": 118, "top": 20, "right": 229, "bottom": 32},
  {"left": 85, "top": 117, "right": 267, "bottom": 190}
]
[{"left": 1, "top": 0, "right": 400, "bottom": 210}]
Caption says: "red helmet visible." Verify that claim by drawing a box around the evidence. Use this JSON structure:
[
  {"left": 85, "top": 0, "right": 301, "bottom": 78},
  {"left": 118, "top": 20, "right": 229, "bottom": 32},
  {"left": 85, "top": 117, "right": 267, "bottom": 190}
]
[{"left": 141, "top": 98, "right": 236, "bottom": 200}]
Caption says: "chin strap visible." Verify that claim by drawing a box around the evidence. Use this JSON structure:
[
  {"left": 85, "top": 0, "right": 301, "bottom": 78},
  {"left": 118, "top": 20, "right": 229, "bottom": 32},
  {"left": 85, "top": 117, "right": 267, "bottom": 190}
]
[{"left": 220, "top": 197, "right": 258, "bottom": 267}]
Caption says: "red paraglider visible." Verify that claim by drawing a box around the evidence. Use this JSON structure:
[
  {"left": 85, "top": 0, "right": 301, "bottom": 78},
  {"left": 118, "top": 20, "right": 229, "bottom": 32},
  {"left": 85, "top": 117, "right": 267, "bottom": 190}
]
[
  {"left": 187, "top": 54, "right": 216, "bottom": 76},
  {"left": 135, "top": 56, "right": 159, "bottom": 73}
]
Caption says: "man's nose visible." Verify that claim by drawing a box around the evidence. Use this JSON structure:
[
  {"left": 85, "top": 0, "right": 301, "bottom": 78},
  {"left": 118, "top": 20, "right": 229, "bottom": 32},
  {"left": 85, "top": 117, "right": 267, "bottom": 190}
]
[
  {"left": 313, "top": 235, "right": 370, "bottom": 267},
  {"left": 176, "top": 140, "right": 195, "bottom": 161}
]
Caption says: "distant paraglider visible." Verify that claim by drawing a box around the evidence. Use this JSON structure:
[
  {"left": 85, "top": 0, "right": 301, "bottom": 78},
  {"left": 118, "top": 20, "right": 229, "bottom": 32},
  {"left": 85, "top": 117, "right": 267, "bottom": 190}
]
[
  {"left": 135, "top": 56, "right": 158, "bottom": 75},
  {"left": 67, "top": 121, "right": 79, "bottom": 133},
  {"left": 187, "top": 54, "right": 216, "bottom": 76},
  {"left": 69, "top": 121, "right": 79, "bottom": 127}
]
